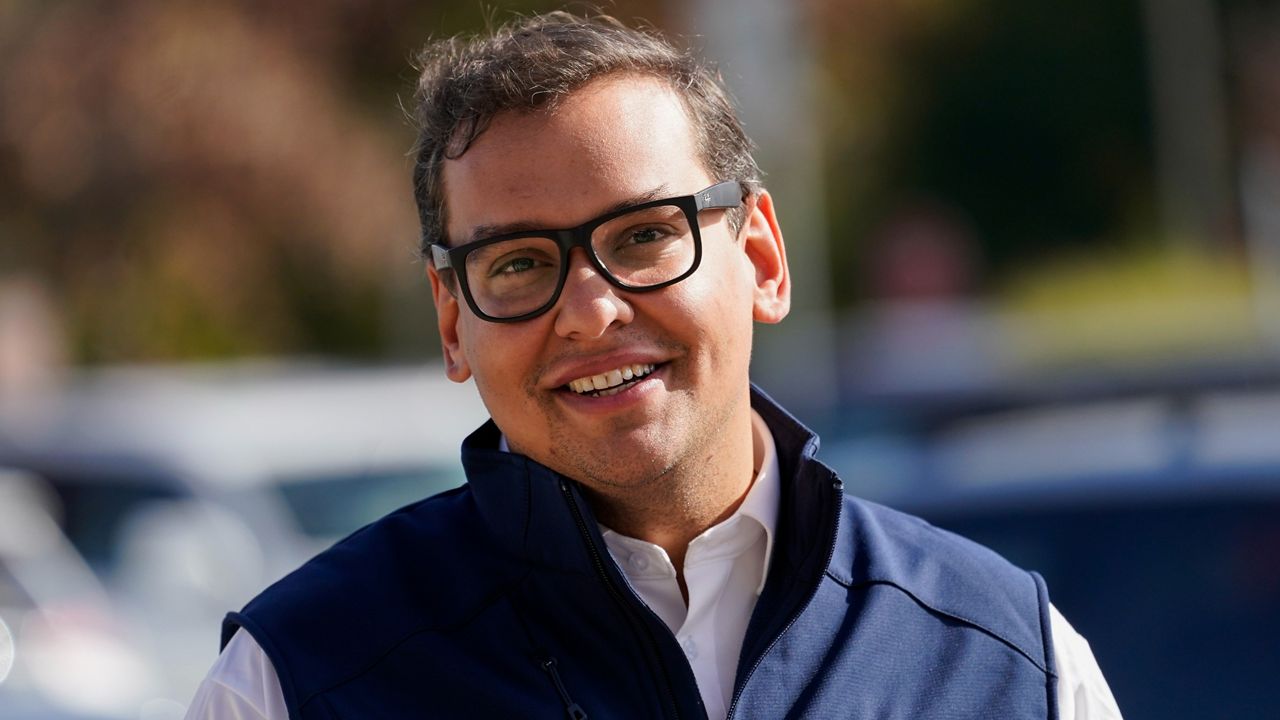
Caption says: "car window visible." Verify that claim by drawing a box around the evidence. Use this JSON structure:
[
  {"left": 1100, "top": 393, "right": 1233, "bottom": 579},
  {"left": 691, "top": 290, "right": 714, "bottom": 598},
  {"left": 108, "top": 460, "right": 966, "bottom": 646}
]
[
  {"left": 40, "top": 474, "right": 185, "bottom": 573},
  {"left": 276, "top": 467, "right": 466, "bottom": 539}
]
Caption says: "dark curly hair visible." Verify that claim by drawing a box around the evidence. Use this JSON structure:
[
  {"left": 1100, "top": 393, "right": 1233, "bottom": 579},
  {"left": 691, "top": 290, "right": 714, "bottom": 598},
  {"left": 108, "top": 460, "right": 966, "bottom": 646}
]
[{"left": 409, "top": 11, "right": 762, "bottom": 256}]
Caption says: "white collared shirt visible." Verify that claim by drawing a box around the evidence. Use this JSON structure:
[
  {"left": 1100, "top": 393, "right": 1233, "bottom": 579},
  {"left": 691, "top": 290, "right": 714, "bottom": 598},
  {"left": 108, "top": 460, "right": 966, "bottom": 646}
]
[
  {"left": 598, "top": 409, "right": 779, "bottom": 720},
  {"left": 186, "top": 412, "right": 1122, "bottom": 719}
]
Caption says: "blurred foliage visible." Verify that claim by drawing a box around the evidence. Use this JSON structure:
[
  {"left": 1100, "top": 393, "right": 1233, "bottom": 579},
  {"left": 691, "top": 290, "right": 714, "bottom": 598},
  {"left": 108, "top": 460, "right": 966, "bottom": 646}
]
[
  {"left": 816, "top": 0, "right": 1156, "bottom": 305},
  {"left": 1, "top": 1, "right": 419, "bottom": 362},
  {"left": 0, "top": 0, "right": 655, "bottom": 365},
  {"left": 0, "top": 0, "right": 1264, "bottom": 366},
  {"left": 1003, "top": 247, "right": 1257, "bottom": 368}
]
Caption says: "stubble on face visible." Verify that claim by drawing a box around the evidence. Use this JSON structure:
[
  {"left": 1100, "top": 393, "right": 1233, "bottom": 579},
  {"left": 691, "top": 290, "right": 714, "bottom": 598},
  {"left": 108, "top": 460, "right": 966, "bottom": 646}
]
[
  {"left": 502, "top": 318, "right": 753, "bottom": 538},
  {"left": 512, "top": 332, "right": 690, "bottom": 488},
  {"left": 538, "top": 369, "right": 749, "bottom": 538}
]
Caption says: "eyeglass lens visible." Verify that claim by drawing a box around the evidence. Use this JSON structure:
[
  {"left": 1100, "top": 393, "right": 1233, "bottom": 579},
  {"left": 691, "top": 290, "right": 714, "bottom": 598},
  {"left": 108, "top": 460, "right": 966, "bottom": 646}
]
[{"left": 463, "top": 202, "right": 696, "bottom": 319}]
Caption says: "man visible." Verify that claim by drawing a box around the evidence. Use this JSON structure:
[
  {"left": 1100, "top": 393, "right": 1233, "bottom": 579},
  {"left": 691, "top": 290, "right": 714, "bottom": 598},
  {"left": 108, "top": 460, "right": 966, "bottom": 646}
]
[{"left": 188, "top": 12, "right": 1121, "bottom": 719}]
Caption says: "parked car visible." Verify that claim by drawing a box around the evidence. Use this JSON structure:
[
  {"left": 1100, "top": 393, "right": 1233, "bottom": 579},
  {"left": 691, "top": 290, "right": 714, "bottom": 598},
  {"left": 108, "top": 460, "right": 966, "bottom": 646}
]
[
  {"left": 0, "top": 362, "right": 489, "bottom": 717},
  {"left": 0, "top": 468, "right": 152, "bottom": 719},
  {"left": 822, "top": 370, "right": 1280, "bottom": 719}
]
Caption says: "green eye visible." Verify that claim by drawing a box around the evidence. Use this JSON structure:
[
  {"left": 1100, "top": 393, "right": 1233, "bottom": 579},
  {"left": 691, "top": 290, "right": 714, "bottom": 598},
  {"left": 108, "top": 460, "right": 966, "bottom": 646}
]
[{"left": 497, "top": 257, "right": 538, "bottom": 275}]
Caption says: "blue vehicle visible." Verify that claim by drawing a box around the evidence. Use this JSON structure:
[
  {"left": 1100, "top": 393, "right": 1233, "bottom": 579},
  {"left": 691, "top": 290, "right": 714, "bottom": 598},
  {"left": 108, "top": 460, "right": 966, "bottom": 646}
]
[{"left": 822, "top": 370, "right": 1280, "bottom": 719}]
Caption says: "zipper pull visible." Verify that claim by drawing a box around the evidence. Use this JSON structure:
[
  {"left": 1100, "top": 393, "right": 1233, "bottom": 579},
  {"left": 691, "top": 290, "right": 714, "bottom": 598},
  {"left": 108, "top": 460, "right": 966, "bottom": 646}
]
[{"left": 540, "top": 657, "right": 588, "bottom": 720}]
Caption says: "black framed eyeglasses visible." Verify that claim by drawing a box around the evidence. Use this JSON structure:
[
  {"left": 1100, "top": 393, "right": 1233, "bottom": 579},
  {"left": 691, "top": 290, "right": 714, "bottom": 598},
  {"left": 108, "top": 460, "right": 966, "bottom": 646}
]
[{"left": 429, "top": 181, "right": 743, "bottom": 323}]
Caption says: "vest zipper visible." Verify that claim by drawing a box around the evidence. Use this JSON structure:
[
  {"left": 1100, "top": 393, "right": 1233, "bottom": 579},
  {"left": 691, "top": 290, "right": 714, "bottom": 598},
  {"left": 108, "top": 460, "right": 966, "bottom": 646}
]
[
  {"left": 541, "top": 657, "right": 589, "bottom": 720},
  {"left": 557, "top": 478, "right": 686, "bottom": 719},
  {"left": 724, "top": 475, "right": 845, "bottom": 720}
]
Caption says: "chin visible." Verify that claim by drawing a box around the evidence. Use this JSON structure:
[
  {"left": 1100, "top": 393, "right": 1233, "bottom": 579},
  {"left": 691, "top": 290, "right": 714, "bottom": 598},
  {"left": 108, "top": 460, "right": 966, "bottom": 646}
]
[{"left": 554, "top": 443, "right": 676, "bottom": 491}]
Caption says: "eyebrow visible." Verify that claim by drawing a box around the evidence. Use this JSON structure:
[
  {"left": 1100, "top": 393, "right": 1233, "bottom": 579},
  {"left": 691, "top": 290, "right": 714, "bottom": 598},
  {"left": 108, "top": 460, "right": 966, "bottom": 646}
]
[{"left": 463, "top": 184, "right": 673, "bottom": 244}]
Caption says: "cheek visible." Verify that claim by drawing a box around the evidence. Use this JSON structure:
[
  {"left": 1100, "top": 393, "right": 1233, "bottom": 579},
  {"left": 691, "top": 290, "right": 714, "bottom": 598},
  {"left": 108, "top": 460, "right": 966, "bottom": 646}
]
[
  {"left": 460, "top": 320, "right": 545, "bottom": 398},
  {"left": 672, "top": 276, "right": 756, "bottom": 359},
  {"left": 456, "top": 322, "right": 509, "bottom": 400},
  {"left": 707, "top": 247, "right": 761, "bottom": 326}
]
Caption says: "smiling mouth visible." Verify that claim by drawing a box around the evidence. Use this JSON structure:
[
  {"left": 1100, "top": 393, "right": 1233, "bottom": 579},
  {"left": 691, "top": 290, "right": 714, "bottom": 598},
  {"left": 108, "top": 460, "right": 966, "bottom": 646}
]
[{"left": 566, "top": 363, "right": 657, "bottom": 397}]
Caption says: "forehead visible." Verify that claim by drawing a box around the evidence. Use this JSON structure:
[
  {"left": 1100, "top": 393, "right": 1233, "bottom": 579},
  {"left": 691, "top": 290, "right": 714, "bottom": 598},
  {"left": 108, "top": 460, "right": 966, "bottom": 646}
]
[{"left": 441, "top": 74, "right": 709, "bottom": 242}]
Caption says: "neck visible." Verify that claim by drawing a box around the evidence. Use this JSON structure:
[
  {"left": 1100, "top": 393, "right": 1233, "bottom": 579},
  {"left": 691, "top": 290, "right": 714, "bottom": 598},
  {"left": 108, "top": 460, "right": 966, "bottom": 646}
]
[{"left": 584, "top": 409, "right": 756, "bottom": 573}]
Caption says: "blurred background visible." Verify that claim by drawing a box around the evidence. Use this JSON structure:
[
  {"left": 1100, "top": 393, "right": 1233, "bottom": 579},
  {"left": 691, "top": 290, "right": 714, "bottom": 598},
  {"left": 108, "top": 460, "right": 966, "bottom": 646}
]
[{"left": 1, "top": 0, "right": 1278, "bottom": 717}]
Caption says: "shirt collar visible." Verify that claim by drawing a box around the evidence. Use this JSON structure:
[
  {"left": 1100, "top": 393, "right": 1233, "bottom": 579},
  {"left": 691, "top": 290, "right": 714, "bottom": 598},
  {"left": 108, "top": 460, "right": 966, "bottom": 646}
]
[{"left": 742, "top": 408, "right": 781, "bottom": 593}]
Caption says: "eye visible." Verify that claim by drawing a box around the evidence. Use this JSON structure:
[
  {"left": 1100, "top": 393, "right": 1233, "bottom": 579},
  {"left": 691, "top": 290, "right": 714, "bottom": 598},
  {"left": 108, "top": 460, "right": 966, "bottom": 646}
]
[
  {"left": 495, "top": 256, "right": 540, "bottom": 275},
  {"left": 618, "top": 225, "right": 682, "bottom": 249},
  {"left": 474, "top": 242, "right": 558, "bottom": 280},
  {"left": 626, "top": 227, "right": 666, "bottom": 245}
]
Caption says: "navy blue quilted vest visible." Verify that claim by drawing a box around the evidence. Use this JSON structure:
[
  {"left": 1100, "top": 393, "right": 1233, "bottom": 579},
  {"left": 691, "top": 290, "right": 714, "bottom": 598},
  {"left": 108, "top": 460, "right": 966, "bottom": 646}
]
[{"left": 225, "top": 388, "right": 1058, "bottom": 719}]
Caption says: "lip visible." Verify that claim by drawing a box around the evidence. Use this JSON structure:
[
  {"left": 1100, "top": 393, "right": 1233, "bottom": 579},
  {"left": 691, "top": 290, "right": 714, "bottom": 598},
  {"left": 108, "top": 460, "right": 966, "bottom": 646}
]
[{"left": 543, "top": 350, "right": 671, "bottom": 390}]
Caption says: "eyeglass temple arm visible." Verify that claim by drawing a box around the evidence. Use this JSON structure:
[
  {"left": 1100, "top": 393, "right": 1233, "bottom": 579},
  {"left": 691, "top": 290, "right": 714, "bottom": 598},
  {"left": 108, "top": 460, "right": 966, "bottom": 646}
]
[
  {"left": 696, "top": 181, "right": 745, "bottom": 211},
  {"left": 429, "top": 243, "right": 452, "bottom": 270}
]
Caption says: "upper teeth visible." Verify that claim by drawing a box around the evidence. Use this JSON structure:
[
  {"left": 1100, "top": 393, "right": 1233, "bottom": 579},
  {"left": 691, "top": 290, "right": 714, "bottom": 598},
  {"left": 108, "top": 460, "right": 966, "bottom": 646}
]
[{"left": 568, "top": 363, "right": 656, "bottom": 394}]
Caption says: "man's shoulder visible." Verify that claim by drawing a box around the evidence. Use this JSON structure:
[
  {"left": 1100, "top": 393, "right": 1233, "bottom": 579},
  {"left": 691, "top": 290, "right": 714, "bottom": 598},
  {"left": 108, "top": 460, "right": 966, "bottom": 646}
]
[
  {"left": 755, "top": 386, "right": 1049, "bottom": 664},
  {"left": 224, "top": 483, "right": 521, "bottom": 661},
  {"left": 831, "top": 493, "right": 1051, "bottom": 668},
  {"left": 834, "top": 494, "right": 1035, "bottom": 580},
  {"left": 311, "top": 483, "right": 487, "bottom": 561}
]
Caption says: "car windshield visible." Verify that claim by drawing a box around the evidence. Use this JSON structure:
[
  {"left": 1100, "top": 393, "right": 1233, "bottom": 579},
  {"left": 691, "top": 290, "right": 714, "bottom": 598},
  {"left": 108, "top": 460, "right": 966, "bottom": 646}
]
[{"left": 276, "top": 467, "right": 466, "bottom": 539}]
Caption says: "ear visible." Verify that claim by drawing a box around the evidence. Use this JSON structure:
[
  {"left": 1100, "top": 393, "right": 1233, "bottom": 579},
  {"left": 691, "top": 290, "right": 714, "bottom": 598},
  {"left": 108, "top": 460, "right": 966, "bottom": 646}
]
[
  {"left": 427, "top": 264, "right": 473, "bottom": 382},
  {"left": 740, "top": 190, "right": 791, "bottom": 324}
]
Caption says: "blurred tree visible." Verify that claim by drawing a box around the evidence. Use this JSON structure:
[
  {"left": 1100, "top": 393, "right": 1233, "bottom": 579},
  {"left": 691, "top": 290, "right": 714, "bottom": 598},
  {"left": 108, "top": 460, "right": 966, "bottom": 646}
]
[
  {"left": 816, "top": 0, "right": 1156, "bottom": 305},
  {"left": 0, "top": 0, "right": 1208, "bottom": 363},
  {"left": 0, "top": 0, "right": 657, "bottom": 365},
  {"left": 0, "top": 1, "right": 417, "bottom": 361}
]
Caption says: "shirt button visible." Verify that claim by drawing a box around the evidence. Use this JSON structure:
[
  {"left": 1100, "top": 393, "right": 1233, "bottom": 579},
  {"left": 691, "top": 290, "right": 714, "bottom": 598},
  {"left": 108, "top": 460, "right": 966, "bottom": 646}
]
[
  {"left": 679, "top": 636, "right": 698, "bottom": 660},
  {"left": 630, "top": 553, "right": 650, "bottom": 571}
]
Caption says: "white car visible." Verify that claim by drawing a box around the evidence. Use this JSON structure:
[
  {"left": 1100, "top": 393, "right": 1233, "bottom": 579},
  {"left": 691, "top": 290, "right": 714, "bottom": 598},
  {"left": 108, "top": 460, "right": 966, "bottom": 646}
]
[
  {"left": 0, "top": 467, "right": 154, "bottom": 719},
  {"left": 0, "top": 362, "right": 489, "bottom": 718}
]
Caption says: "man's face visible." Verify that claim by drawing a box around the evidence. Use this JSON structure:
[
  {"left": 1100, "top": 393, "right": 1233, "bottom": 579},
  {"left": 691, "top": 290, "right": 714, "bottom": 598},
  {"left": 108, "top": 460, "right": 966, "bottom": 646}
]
[{"left": 429, "top": 74, "right": 789, "bottom": 495}]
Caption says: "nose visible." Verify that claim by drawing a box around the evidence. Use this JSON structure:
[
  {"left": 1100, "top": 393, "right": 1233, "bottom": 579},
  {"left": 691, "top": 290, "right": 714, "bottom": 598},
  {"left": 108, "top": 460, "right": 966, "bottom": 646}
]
[{"left": 552, "top": 249, "right": 634, "bottom": 339}]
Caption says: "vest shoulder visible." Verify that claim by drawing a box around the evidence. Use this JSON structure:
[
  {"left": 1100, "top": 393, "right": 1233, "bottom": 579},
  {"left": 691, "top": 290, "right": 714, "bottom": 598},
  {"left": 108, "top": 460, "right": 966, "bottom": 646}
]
[
  {"left": 226, "top": 485, "right": 522, "bottom": 692},
  {"left": 832, "top": 495, "right": 1051, "bottom": 670}
]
